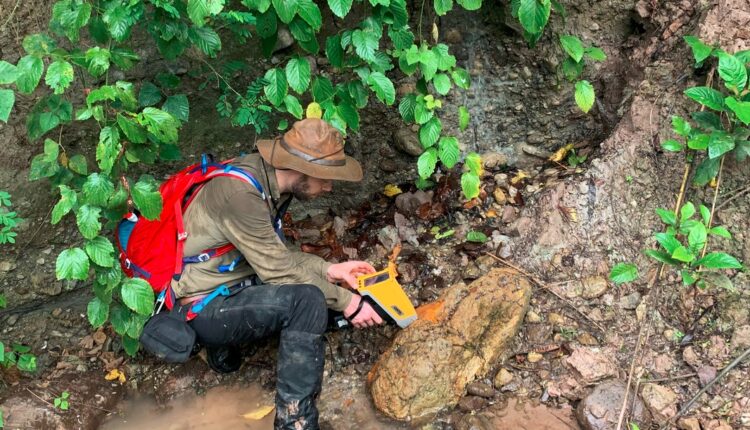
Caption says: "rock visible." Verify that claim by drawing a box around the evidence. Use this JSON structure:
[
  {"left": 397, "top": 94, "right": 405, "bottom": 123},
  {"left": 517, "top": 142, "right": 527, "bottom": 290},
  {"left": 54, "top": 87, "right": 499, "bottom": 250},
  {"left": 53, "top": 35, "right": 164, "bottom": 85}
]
[
  {"left": 36, "top": 258, "right": 45, "bottom": 265},
  {"left": 677, "top": 417, "right": 701, "bottom": 430},
  {"left": 397, "top": 82, "right": 416, "bottom": 96},
  {"left": 619, "top": 292, "right": 641, "bottom": 310},
  {"left": 0, "top": 397, "right": 65, "bottom": 429},
  {"left": 273, "top": 27, "right": 295, "bottom": 53},
  {"left": 463, "top": 262, "right": 481, "bottom": 280},
  {"left": 526, "top": 132, "right": 545, "bottom": 145},
  {"left": 457, "top": 395, "right": 488, "bottom": 412},
  {"left": 581, "top": 276, "right": 608, "bottom": 299},
  {"left": 466, "top": 382, "right": 494, "bottom": 398},
  {"left": 493, "top": 369, "right": 513, "bottom": 388},
  {"left": 682, "top": 346, "right": 700, "bottom": 368},
  {"left": 379, "top": 159, "right": 398, "bottom": 172},
  {"left": 652, "top": 353, "right": 675, "bottom": 375},
  {"left": 395, "top": 190, "right": 433, "bottom": 215},
  {"left": 566, "top": 347, "right": 618, "bottom": 384},
  {"left": 731, "top": 325, "right": 750, "bottom": 350},
  {"left": 527, "top": 352, "right": 543, "bottom": 363},
  {"left": 697, "top": 365, "right": 716, "bottom": 386},
  {"left": 548, "top": 313, "right": 565, "bottom": 325},
  {"left": 482, "top": 152, "right": 508, "bottom": 170},
  {"left": 394, "top": 213, "right": 419, "bottom": 247},
  {"left": 577, "top": 332, "right": 599, "bottom": 346},
  {"left": 6, "top": 314, "right": 18, "bottom": 326},
  {"left": 445, "top": 28, "right": 462, "bottom": 44},
  {"left": 0, "top": 261, "right": 16, "bottom": 272},
  {"left": 641, "top": 383, "right": 677, "bottom": 424},
  {"left": 369, "top": 269, "right": 532, "bottom": 421},
  {"left": 393, "top": 127, "right": 424, "bottom": 157},
  {"left": 493, "top": 188, "right": 507, "bottom": 205},
  {"left": 526, "top": 310, "right": 542, "bottom": 323},
  {"left": 520, "top": 143, "right": 552, "bottom": 159},
  {"left": 501, "top": 206, "right": 518, "bottom": 224},
  {"left": 577, "top": 380, "right": 651, "bottom": 430},
  {"left": 377, "top": 225, "right": 400, "bottom": 250}
]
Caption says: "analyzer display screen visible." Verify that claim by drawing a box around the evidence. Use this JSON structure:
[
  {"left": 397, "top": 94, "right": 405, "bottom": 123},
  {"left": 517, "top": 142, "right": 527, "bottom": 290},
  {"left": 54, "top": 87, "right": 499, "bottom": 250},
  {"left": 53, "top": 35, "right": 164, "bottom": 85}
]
[{"left": 364, "top": 272, "right": 390, "bottom": 286}]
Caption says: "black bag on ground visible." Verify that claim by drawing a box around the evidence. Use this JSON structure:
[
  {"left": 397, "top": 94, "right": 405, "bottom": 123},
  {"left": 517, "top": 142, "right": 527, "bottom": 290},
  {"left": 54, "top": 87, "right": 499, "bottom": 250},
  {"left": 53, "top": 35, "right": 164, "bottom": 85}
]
[{"left": 139, "top": 311, "right": 196, "bottom": 363}]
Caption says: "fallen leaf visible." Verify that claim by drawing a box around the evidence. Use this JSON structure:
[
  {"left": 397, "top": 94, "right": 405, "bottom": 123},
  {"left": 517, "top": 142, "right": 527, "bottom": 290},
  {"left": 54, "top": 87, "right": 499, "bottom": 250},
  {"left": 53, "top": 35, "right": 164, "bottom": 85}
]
[
  {"left": 549, "top": 143, "right": 574, "bottom": 163},
  {"left": 485, "top": 208, "right": 498, "bottom": 218},
  {"left": 92, "top": 329, "right": 107, "bottom": 345},
  {"left": 510, "top": 170, "right": 529, "bottom": 185},
  {"left": 105, "top": 368, "right": 126, "bottom": 384},
  {"left": 558, "top": 206, "right": 578, "bottom": 223},
  {"left": 243, "top": 405, "right": 275, "bottom": 420},
  {"left": 383, "top": 184, "right": 403, "bottom": 197}
]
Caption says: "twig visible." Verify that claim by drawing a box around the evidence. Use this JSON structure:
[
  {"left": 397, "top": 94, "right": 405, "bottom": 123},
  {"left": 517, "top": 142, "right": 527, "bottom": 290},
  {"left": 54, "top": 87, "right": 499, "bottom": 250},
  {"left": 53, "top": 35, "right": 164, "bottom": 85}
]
[
  {"left": 26, "top": 387, "right": 115, "bottom": 413},
  {"left": 700, "top": 154, "right": 725, "bottom": 258},
  {"left": 660, "top": 345, "right": 750, "bottom": 429},
  {"left": 26, "top": 388, "right": 55, "bottom": 408},
  {"left": 639, "top": 372, "right": 696, "bottom": 384},
  {"left": 23, "top": 203, "right": 55, "bottom": 248},
  {"left": 483, "top": 253, "right": 607, "bottom": 333},
  {"left": 1, "top": 0, "right": 22, "bottom": 29},
  {"left": 196, "top": 57, "right": 243, "bottom": 99},
  {"left": 715, "top": 184, "right": 750, "bottom": 211}
]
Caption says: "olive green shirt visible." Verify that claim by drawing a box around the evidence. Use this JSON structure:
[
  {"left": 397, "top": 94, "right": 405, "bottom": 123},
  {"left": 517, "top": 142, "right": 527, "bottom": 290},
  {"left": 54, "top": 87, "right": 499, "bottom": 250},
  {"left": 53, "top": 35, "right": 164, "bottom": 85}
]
[{"left": 170, "top": 154, "right": 354, "bottom": 312}]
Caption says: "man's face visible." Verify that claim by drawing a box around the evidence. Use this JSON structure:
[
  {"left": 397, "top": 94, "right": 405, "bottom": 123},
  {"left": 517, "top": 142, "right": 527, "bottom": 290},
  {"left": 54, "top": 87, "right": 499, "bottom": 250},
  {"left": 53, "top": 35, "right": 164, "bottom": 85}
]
[{"left": 291, "top": 174, "right": 333, "bottom": 200}]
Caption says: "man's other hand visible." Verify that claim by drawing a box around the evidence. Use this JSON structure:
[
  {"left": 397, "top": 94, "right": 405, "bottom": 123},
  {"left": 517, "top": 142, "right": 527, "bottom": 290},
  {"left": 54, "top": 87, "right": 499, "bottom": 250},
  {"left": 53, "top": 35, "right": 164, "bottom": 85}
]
[
  {"left": 343, "top": 294, "right": 384, "bottom": 328},
  {"left": 326, "top": 261, "right": 375, "bottom": 289}
]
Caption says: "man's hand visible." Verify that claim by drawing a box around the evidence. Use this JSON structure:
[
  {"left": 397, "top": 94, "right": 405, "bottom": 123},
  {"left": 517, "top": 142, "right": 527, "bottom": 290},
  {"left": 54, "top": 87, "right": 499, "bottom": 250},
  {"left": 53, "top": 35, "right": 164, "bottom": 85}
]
[
  {"left": 326, "top": 261, "right": 375, "bottom": 289},
  {"left": 343, "top": 294, "right": 384, "bottom": 328}
]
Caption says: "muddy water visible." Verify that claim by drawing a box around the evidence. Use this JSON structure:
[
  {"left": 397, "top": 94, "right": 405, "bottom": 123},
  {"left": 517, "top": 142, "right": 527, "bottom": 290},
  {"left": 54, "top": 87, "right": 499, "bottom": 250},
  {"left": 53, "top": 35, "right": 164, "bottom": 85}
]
[
  {"left": 100, "top": 386, "right": 276, "bottom": 430},
  {"left": 475, "top": 398, "right": 580, "bottom": 430}
]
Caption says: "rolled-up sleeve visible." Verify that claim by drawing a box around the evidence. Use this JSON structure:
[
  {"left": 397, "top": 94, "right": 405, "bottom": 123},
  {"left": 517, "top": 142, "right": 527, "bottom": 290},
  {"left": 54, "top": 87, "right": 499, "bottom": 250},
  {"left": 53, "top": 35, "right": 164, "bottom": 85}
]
[{"left": 217, "top": 187, "right": 353, "bottom": 311}]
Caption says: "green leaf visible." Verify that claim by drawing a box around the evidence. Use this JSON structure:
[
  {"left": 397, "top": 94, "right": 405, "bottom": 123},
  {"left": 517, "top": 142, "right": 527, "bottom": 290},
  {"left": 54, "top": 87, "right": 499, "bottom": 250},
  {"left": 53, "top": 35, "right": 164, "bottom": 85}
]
[
  {"left": 52, "top": 185, "right": 77, "bottom": 224},
  {"left": 466, "top": 231, "right": 488, "bottom": 243},
  {"left": 122, "top": 334, "right": 140, "bottom": 356},
  {"left": 438, "top": 136, "right": 460, "bottom": 168},
  {"left": 671, "top": 245, "right": 695, "bottom": 263},
  {"left": 684, "top": 36, "right": 713, "bottom": 64},
  {"left": 86, "top": 236, "right": 115, "bottom": 268},
  {"left": 0, "top": 89, "right": 14, "bottom": 123},
  {"left": 76, "top": 204, "right": 102, "bottom": 239},
  {"left": 671, "top": 115, "right": 691, "bottom": 137},
  {"left": 518, "top": 0, "right": 550, "bottom": 35},
  {"left": 285, "top": 57, "right": 311, "bottom": 94},
  {"left": 717, "top": 52, "right": 747, "bottom": 93},
  {"left": 312, "top": 77, "right": 335, "bottom": 103},
  {"left": 417, "top": 147, "right": 438, "bottom": 179},
  {"left": 451, "top": 67, "right": 471, "bottom": 90},
  {"left": 325, "top": 35, "right": 344, "bottom": 67},
  {"left": 562, "top": 57, "right": 583, "bottom": 81},
  {"left": 699, "top": 204, "right": 711, "bottom": 225},
  {"left": 644, "top": 249, "right": 679, "bottom": 265},
  {"left": 432, "top": 44, "right": 456, "bottom": 71},
  {"left": 337, "top": 101, "right": 360, "bottom": 131},
  {"left": 693, "top": 157, "right": 720, "bottom": 186},
  {"left": 661, "top": 139, "right": 683, "bottom": 152},
  {"left": 709, "top": 226, "right": 731, "bottom": 238},
  {"left": 609, "top": 263, "right": 639, "bottom": 284},
  {"left": 366, "top": 72, "right": 396, "bottom": 105},
  {"left": 687, "top": 133, "right": 709, "bottom": 150},
  {"left": 465, "top": 152, "right": 482, "bottom": 175},
  {"left": 162, "top": 95, "right": 190, "bottom": 122},
  {"left": 283, "top": 94, "right": 303, "bottom": 119},
  {"left": 432, "top": 73, "right": 451, "bottom": 95},
  {"left": 85, "top": 47, "right": 110, "bottom": 77},
  {"left": 51, "top": 0, "right": 92, "bottom": 42},
  {"left": 691, "top": 111, "right": 722, "bottom": 130},
  {"left": 654, "top": 232, "right": 681, "bottom": 254},
  {"left": 22, "top": 33, "right": 57, "bottom": 57},
  {"left": 96, "top": 126, "right": 120, "bottom": 174},
  {"left": 461, "top": 171, "right": 480, "bottom": 199},
  {"left": 87, "top": 297, "right": 109, "bottom": 328},
  {"left": 684, "top": 87, "right": 726, "bottom": 111},
  {"left": 117, "top": 114, "right": 147, "bottom": 144},
  {"left": 272, "top": 0, "right": 298, "bottom": 23},
  {"left": 189, "top": 26, "right": 222, "bottom": 57},
  {"left": 434, "top": 0, "right": 453, "bottom": 15},
  {"left": 559, "top": 35, "right": 584, "bottom": 62},
  {"left": 110, "top": 304, "right": 131, "bottom": 335},
  {"left": 82, "top": 173, "right": 114, "bottom": 206},
  {"left": 111, "top": 47, "right": 140, "bottom": 70},
  {"left": 398, "top": 94, "right": 416, "bottom": 122},
  {"left": 352, "top": 29, "right": 379, "bottom": 62},
  {"left": 140, "top": 108, "right": 179, "bottom": 144},
  {"left": 132, "top": 177, "right": 163, "bottom": 220},
  {"left": 655, "top": 208, "right": 677, "bottom": 225},
  {"left": 725, "top": 97, "right": 750, "bottom": 125},
  {"left": 29, "top": 138, "right": 61, "bottom": 180},
  {"left": 188, "top": 0, "right": 225, "bottom": 26},
  {"left": 458, "top": 105, "right": 470, "bottom": 132},
  {"left": 45, "top": 61, "right": 74, "bottom": 95},
  {"left": 456, "top": 0, "right": 481, "bottom": 10},
  {"left": 138, "top": 82, "right": 162, "bottom": 108},
  {"left": 56, "top": 247, "right": 89, "bottom": 280},
  {"left": 297, "top": 0, "right": 322, "bottom": 29},
  {"left": 680, "top": 201, "right": 695, "bottom": 220},
  {"left": 574, "top": 80, "right": 595, "bottom": 113},
  {"left": 687, "top": 222, "right": 707, "bottom": 250},
  {"left": 264, "top": 68, "right": 288, "bottom": 106},
  {"left": 65, "top": 154, "right": 86, "bottom": 175},
  {"left": 696, "top": 252, "right": 743, "bottom": 269},
  {"left": 708, "top": 131, "right": 734, "bottom": 159},
  {"left": 388, "top": 26, "right": 414, "bottom": 50},
  {"left": 255, "top": 9, "right": 277, "bottom": 38},
  {"left": 121, "top": 278, "right": 155, "bottom": 315},
  {"left": 0, "top": 61, "right": 18, "bottom": 84},
  {"left": 328, "top": 0, "right": 353, "bottom": 18},
  {"left": 584, "top": 46, "right": 606, "bottom": 61},
  {"left": 419, "top": 117, "right": 442, "bottom": 149},
  {"left": 15, "top": 56, "right": 44, "bottom": 94}
]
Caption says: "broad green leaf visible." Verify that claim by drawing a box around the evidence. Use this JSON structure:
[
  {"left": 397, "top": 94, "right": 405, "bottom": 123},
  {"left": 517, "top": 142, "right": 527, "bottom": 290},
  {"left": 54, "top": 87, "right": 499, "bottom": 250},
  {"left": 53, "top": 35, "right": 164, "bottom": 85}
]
[
  {"left": 96, "top": 126, "right": 120, "bottom": 174},
  {"left": 461, "top": 171, "right": 480, "bottom": 199},
  {"left": 0, "top": 89, "right": 13, "bottom": 123},
  {"left": 51, "top": 185, "right": 77, "bottom": 224},
  {"left": 671, "top": 245, "right": 695, "bottom": 263},
  {"left": 388, "top": 26, "right": 414, "bottom": 50},
  {"left": 434, "top": 0, "right": 453, "bottom": 15},
  {"left": 693, "top": 157, "right": 720, "bottom": 186},
  {"left": 121, "top": 278, "right": 155, "bottom": 315},
  {"left": 110, "top": 304, "right": 131, "bottom": 335},
  {"left": 687, "top": 222, "right": 707, "bottom": 250},
  {"left": 680, "top": 201, "right": 695, "bottom": 220},
  {"left": 29, "top": 138, "right": 61, "bottom": 180},
  {"left": 456, "top": 0, "right": 481, "bottom": 10},
  {"left": 671, "top": 115, "right": 691, "bottom": 137},
  {"left": 283, "top": 94, "right": 304, "bottom": 119},
  {"left": 419, "top": 117, "right": 442, "bottom": 149},
  {"left": 414, "top": 100, "right": 433, "bottom": 124},
  {"left": 22, "top": 33, "right": 57, "bottom": 57},
  {"left": 559, "top": 35, "right": 584, "bottom": 62},
  {"left": 122, "top": 334, "right": 140, "bottom": 356},
  {"left": 132, "top": 177, "right": 163, "bottom": 220},
  {"left": 459, "top": 106, "right": 470, "bottom": 131},
  {"left": 574, "top": 80, "right": 595, "bottom": 113},
  {"left": 102, "top": 3, "right": 137, "bottom": 41},
  {"left": 709, "top": 226, "right": 731, "bottom": 238},
  {"left": 451, "top": 67, "right": 471, "bottom": 89},
  {"left": 117, "top": 113, "right": 147, "bottom": 143},
  {"left": 417, "top": 147, "right": 438, "bottom": 179},
  {"left": 644, "top": 249, "right": 679, "bottom": 265},
  {"left": 432, "top": 73, "right": 451, "bottom": 95},
  {"left": 189, "top": 26, "right": 222, "bottom": 57},
  {"left": 325, "top": 35, "right": 344, "bottom": 67},
  {"left": 328, "top": 0, "right": 353, "bottom": 18},
  {"left": 264, "top": 68, "right": 288, "bottom": 106},
  {"left": 87, "top": 297, "right": 109, "bottom": 328},
  {"left": 110, "top": 47, "right": 140, "bottom": 70},
  {"left": 655, "top": 208, "right": 676, "bottom": 225},
  {"left": 562, "top": 57, "right": 583, "bottom": 81},
  {"left": 352, "top": 29, "right": 379, "bottom": 62},
  {"left": 138, "top": 82, "right": 162, "bottom": 107},
  {"left": 696, "top": 252, "right": 742, "bottom": 269},
  {"left": 726, "top": 97, "right": 750, "bottom": 125},
  {"left": 82, "top": 173, "right": 114, "bottom": 206},
  {"left": 76, "top": 204, "right": 102, "bottom": 239},
  {"left": 56, "top": 247, "right": 89, "bottom": 280},
  {"left": 285, "top": 57, "right": 311, "bottom": 94},
  {"left": 127, "top": 313, "right": 149, "bottom": 339},
  {"left": 367, "top": 72, "right": 395, "bottom": 105},
  {"left": 312, "top": 77, "right": 334, "bottom": 102},
  {"left": 337, "top": 101, "right": 359, "bottom": 130},
  {"left": 691, "top": 111, "right": 722, "bottom": 130},
  {"left": 85, "top": 236, "right": 115, "bottom": 267},
  {"left": 584, "top": 46, "right": 606, "bottom": 61},
  {"left": 0, "top": 61, "right": 18, "bottom": 84},
  {"left": 684, "top": 87, "right": 726, "bottom": 111},
  {"left": 162, "top": 95, "right": 190, "bottom": 122},
  {"left": 272, "top": 0, "right": 299, "bottom": 23},
  {"left": 67, "top": 154, "right": 87, "bottom": 175},
  {"left": 717, "top": 52, "right": 747, "bottom": 93},
  {"left": 45, "top": 61, "right": 74, "bottom": 94},
  {"left": 708, "top": 131, "right": 734, "bottom": 159},
  {"left": 297, "top": 0, "right": 322, "bottom": 29},
  {"left": 654, "top": 232, "right": 681, "bottom": 254},
  {"left": 683, "top": 36, "right": 713, "bottom": 64},
  {"left": 518, "top": 0, "right": 550, "bottom": 35},
  {"left": 465, "top": 152, "right": 482, "bottom": 175},
  {"left": 85, "top": 47, "right": 110, "bottom": 77},
  {"left": 15, "top": 56, "right": 44, "bottom": 94},
  {"left": 661, "top": 139, "right": 683, "bottom": 152},
  {"left": 701, "top": 272, "right": 733, "bottom": 291},
  {"left": 466, "top": 231, "right": 488, "bottom": 243},
  {"left": 255, "top": 9, "right": 277, "bottom": 38},
  {"left": 438, "top": 136, "right": 460, "bottom": 168},
  {"left": 687, "top": 133, "right": 709, "bottom": 150},
  {"left": 699, "top": 204, "right": 711, "bottom": 225},
  {"left": 51, "top": 0, "right": 92, "bottom": 42},
  {"left": 140, "top": 108, "right": 179, "bottom": 144},
  {"left": 609, "top": 263, "right": 638, "bottom": 284},
  {"left": 188, "top": 0, "right": 225, "bottom": 26},
  {"left": 432, "top": 44, "right": 456, "bottom": 71},
  {"left": 398, "top": 94, "right": 416, "bottom": 122}
]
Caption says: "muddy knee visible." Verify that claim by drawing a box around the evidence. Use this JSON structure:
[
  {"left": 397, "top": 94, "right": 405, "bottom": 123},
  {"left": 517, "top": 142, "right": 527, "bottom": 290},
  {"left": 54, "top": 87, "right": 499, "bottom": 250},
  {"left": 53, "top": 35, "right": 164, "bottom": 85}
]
[{"left": 279, "top": 284, "right": 328, "bottom": 334}]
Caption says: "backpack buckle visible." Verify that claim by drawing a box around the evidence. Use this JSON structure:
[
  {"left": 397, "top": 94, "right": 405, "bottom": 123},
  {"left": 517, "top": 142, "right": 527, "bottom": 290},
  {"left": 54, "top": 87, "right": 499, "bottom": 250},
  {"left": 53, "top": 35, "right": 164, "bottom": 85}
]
[
  {"left": 197, "top": 253, "right": 211, "bottom": 262},
  {"left": 177, "top": 232, "right": 188, "bottom": 241},
  {"left": 124, "top": 259, "right": 132, "bottom": 269}
]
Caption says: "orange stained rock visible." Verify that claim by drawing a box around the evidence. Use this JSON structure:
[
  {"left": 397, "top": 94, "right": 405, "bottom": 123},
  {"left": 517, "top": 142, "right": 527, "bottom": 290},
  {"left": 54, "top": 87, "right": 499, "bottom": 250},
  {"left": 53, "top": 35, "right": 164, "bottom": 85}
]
[{"left": 416, "top": 300, "right": 446, "bottom": 323}]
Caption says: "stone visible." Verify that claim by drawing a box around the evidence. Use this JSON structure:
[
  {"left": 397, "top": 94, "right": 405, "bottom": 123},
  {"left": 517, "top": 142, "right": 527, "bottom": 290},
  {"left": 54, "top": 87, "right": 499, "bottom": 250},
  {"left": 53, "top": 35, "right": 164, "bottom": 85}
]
[
  {"left": 6, "top": 314, "right": 18, "bottom": 326},
  {"left": 577, "top": 380, "right": 651, "bottom": 430},
  {"left": 493, "top": 188, "right": 507, "bottom": 205},
  {"left": 395, "top": 190, "right": 433, "bottom": 215},
  {"left": 731, "top": 325, "right": 750, "bottom": 350},
  {"left": 521, "top": 143, "right": 552, "bottom": 159},
  {"left": 526, "top": 310, "right": 542, "bottom": 323},
  {"left": 445, "top": 29, "right": 462, "bottom": 44},
  {"left": 457, "top": 395, "right": 488, "bottom": 412},
  {"left": 482, "top": 152, "right": 508, "bottom": 170},
  {"left": 393, "top": 127, "right": 424, "bottom": 157},
  {"left": 619, "top": 292, "right": 641, "bottom": 310},
  {"left": 677, "top": 417, "right": 701, "bottom": 430},
  {"left": 526, "top": 132, "right": 545, "bottom": 145},
  {"left": 462, "top": 262, "right": 481, "bottom": 280},
  {"left": 0, "top": 397, "right": 65, "bottom": 429},
  {"left": 548, "top": 313, "right": 565, "bottom": 325},
  {"left": 36, "top": 258, "right": 45, "bottom": 265},
  {"left": 466, "top": 382, "right": 494, "bottom": 398},
  {"left": 577, "top": 332, "right": 599, "bottom": 346},
  {"left": 501, "top": 206, "right": 518, "bottom": 224},
  {"left": 581, "top": 276, "right": 608, "bottom": 299},
  {"left": 0, "top": 261, "right": 16, "bottom": 272},
  {"left": 493, "top": 369, "right": 513, "bottom": 388},
  {"left": 369, "top": 269, "right": 532, "bottom": 421},
  {"left": 377, "top": 225, "right": 400, "bottom": 250},
  {"left": 682, "top": 346, "right": 700, "bottom": 368},
  {"left": 641, "top": 384, "right": 677, "bottom": 424},
  {"left": 527, "top": 352, "right": 543, "bottom": 363},
  {"left": 273, "top": 27, "right": 294, "bottom": 53},
  {"left": 566, "top": 347, "right": 618, "bottom": 384}
]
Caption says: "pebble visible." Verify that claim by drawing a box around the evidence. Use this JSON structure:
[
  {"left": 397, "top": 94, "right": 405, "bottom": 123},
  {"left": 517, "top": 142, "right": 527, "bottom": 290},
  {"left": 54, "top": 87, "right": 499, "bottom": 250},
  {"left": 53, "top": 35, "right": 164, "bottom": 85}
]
[
  {"left": 548, "top": 313, "right": 565, "bottom": 325},
  {"left": 501, "top": 206, "right": 518, "bottom": 224},
  {"left": 494, "top": 369, "right": 513, "bottom": 388},
  {"left": 520, "top": 143, "right": 552, "bottom": 159},
  {"left": 493, "top": 188, "right": 507, "bottom": 205},
  {"left": 482, "top": 152, "right": 508, "bottom": 169},
  {"left": 36, "top": 258, "right": 45, "bottom": 265},
  {"left": 581, "top": 276, "right": 608, "bottom": 299},
  {"left": 641, "top": 383, "right": 677, "bottom": 423},
  {"left": 457, "top": 395, "right": 488, "bottom": 412},
  {"left": 527, "top": 352, "right": 543, "bottom": 363},
  {"left": 466, "top": 382, "right": 495, "bottom": 398},
  {"left": 731, "top": 325, "right": 750, "bottom": 350},
  {"left": 677, "top": 417, "right": 701, "bottom": 430},
  {"left": 619, "top": 292, "right": 641, "bottom": 310},
  {"left": 526, "top": 310, "right": 542, "bottom": 323},
  {"left": 51, "top": 308, "right": 63, "bottom": 317},
  {"left": 526, "top": 132, "right": 545, "bottom": 145},
  {"left": 6, "top": 314, "right": 18, "bottom": 326},
  {"left": 0, "top": 261, "right": 16, "bottom": 272},
  {"left": 577, "top": 332, "right": 599, "bottom": 346}
]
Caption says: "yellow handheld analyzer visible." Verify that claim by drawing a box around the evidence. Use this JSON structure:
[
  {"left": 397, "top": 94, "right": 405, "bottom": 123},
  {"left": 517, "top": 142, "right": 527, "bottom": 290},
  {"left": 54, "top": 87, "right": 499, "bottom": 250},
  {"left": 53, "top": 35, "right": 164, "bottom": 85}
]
[{"left": 355, "top": 263, "right": 417, "bottom": 329}]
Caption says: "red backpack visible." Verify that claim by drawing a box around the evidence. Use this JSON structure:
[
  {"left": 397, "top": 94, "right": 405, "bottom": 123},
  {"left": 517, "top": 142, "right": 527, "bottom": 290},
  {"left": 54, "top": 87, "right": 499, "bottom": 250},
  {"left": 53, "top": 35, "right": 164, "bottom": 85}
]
[{"left": 115, "top": 155, "right": 277, "bottom": 311}]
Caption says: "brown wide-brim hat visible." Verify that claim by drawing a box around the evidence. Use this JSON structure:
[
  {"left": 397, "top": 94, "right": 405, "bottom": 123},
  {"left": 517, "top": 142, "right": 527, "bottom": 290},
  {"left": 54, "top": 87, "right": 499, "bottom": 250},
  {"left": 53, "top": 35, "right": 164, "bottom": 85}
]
[{"left": 257, "top": 118, "right": 363, "bottom": 182}]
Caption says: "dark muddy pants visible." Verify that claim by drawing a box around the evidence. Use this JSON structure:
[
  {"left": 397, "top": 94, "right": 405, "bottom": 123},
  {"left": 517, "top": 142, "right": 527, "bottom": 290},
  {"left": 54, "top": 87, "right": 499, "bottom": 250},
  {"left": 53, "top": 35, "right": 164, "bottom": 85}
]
[{"left": 185, "top": 283, "right": 328, "bottom": 430}]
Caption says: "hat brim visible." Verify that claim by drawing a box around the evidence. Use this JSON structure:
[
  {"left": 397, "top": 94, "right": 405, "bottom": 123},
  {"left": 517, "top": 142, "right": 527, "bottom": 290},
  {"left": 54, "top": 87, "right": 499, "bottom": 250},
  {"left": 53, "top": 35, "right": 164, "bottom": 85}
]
[{"left": 256, "top": 139, "right": 363, "bottom": 182}]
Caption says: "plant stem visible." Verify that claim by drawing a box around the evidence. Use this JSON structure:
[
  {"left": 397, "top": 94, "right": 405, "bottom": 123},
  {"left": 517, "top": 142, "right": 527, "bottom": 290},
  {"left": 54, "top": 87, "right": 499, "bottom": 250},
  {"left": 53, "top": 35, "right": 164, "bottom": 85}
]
[
  {"left": 197, "top": 57, "right": 243, "bottom": 99},
  {"left": 700, "top": 154, "right": 725, "bottom": 258},
  {"left": 417, "top": 0, "right": 426, "bottom": 44}
]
